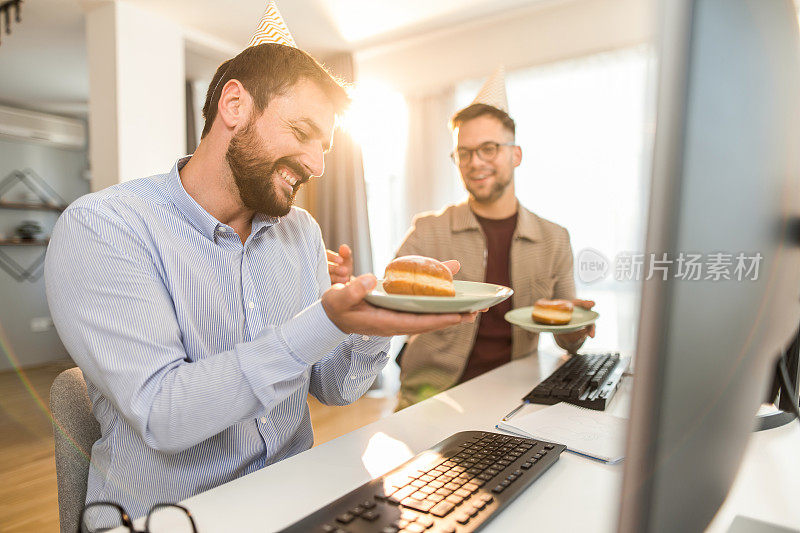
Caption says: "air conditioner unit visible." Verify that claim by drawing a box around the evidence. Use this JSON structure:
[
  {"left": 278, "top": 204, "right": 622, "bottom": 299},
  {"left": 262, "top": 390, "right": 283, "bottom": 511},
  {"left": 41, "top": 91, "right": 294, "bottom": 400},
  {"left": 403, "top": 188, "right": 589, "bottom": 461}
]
[{"left": 0, "top": 105, "right": 86, "bottom": 150}]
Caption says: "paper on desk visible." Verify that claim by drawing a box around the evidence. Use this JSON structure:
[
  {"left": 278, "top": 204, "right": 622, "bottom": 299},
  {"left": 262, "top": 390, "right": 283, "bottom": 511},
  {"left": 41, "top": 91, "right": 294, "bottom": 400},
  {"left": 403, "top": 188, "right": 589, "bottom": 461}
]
[{"left": 496, "top": 402, "right": 627, "bottom": 464}]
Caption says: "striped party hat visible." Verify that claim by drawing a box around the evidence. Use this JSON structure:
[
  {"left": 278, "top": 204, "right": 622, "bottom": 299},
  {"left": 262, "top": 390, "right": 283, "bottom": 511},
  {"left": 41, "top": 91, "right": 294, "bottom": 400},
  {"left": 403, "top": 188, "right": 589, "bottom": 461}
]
[
  {"left": 248, "top": 1, "right": 297, "bottom": 48},
  {"left": 471, "top": 66, "right": 508, "bottom": 113}
]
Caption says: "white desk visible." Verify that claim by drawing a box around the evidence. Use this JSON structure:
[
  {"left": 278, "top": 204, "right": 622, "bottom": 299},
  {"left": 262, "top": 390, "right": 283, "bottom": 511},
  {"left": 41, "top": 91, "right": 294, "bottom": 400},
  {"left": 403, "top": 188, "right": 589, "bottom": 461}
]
[{"left": 167, "top": 350, "right": 799, "bottom": 532}]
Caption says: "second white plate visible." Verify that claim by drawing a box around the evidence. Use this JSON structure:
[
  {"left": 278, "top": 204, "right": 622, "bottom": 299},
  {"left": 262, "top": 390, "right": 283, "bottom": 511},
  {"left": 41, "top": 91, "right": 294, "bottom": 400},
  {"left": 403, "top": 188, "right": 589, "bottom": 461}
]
[{"left": 505, "top": 306, "right": 599, "bottom": 333}]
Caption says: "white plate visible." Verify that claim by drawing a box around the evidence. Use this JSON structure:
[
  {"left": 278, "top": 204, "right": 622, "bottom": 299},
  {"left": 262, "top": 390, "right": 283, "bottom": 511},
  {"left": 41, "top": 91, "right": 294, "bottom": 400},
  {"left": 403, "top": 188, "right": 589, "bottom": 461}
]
[
  {"left": 365, "top": 280, "right": 513, "bottom": 314},
  {"left": 504, "top": 306, "right": 599, "bottom": 333}
]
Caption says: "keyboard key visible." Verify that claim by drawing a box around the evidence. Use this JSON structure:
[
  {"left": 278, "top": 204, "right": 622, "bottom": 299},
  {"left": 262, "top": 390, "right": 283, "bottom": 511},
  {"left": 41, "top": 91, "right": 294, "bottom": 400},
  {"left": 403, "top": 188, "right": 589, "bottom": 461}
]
[
  {"left": 362, "top": 510, "right": 380, "bottom": 521},
  {"left": 479, "top": 494, "right": 494, "bottom": 503},
  {"left": 417, "top": 515, "right": 435, "bottom": 528},
  {"left": 521, "top": 462, "right": 533, "bottom": 470},
  {"left": 401, "top": 497, "right": 435, "bottom": 512},
  {"left": 446, "top": 495, "right": 464, "bottom": 505},
  {"left": 401, "top": 509, "right": 419, "bottom": 521},
  {"left": 430, "top": 501, "right": 455, "bottom": 517},
  {"left": 388, "top": 485, "right": 417, "bottom": 504},
  {"left": 405, "top": 524, "right": 426, "bottom": 533},
  {"left": 350, "top": 505, "right": 364, "bottom": 516},
  {"left": 456, "top": 513, "right": 471, "bottom": 524},
  {"left": 492, "top": 485, "right": 505, "bottom": 493},
  {"left": 362, "top": 500, "right": 376, "bottom": 509},
  {"left": 380, "top": 527, "right": 399, "bottom": 533},
  {"left": 336, "top": 512, "right": 355, "bottom": 524},
  {"left": 454, "top": 488, "right": 471, "bottom": 498}
]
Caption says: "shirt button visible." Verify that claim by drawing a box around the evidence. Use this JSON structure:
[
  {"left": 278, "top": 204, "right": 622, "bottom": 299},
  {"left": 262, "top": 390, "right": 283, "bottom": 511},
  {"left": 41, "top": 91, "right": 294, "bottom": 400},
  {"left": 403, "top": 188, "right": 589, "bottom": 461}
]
[
  {"left": 248, "top": 301, "right": 255, "bottom": 309},
  {"left": 218, "top": 227, "right": 226, "bottom": 232},
  {"left": 260, "top": 417, "right": 267, "bottom": 424},
  {"left": 361, "top": 335, "right": 370, "bottom": 341}
]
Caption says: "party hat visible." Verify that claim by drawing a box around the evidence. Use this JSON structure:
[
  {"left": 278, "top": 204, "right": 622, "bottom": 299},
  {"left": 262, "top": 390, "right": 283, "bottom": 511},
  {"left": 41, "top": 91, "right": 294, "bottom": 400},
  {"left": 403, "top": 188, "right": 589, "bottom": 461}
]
[
  {"left": 471, "top": 66, "right": 508, "bottom": 113},
  {"left": 248, "top": 1, "right": 297, "bottom": 48}
]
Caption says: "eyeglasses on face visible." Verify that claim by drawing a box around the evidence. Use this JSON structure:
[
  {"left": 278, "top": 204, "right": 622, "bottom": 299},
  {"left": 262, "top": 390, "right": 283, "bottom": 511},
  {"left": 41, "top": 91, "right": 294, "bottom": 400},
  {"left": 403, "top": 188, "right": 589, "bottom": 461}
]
[
  {"left": 450, "top": 141, "right": 516, "bottom": 166},
  {"left": 79, "top": 501, "right": 197, "bottom": 533}
]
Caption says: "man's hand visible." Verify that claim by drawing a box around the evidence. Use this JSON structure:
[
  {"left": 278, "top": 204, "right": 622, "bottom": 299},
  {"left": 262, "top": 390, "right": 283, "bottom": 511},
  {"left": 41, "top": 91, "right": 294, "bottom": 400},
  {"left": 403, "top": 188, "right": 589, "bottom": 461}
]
[
  {"left": 321, "top": 261, "right": 475, "bottom": 336},
  {"left": 554, "top": 299, "right": 597, "bottom": 353},
  {"left": 327, "top": 244, "right": 354, "bottom": 284}
]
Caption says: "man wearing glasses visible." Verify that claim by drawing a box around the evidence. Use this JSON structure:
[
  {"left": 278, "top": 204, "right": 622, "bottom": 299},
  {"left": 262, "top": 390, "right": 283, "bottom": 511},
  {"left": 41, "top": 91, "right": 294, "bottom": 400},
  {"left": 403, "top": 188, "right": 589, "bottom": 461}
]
[{"left": 392, "top": 97, "right": 595, "bottom": 409}]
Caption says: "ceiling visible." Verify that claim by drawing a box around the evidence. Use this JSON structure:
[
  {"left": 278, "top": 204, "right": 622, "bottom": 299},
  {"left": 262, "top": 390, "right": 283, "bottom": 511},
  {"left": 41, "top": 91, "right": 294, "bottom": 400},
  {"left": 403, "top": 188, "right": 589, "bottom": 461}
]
[{"left": 0, "top": 0, "right": 550, "bottom": 116}]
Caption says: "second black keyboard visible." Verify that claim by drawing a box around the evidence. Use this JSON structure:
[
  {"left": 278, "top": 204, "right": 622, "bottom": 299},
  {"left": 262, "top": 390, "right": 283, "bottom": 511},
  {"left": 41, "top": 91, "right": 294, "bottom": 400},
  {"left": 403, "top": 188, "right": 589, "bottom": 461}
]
[
  {"left": 522, "top": 352, "right": 627, "bottom": 410},
  {"left": 277, "top": 430, "right": 566, "bottom": 533}
]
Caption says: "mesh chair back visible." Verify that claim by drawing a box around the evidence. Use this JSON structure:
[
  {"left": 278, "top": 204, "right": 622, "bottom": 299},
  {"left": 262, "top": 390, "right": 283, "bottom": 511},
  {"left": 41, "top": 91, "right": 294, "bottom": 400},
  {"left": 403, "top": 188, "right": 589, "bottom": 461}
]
[{"left": 50, "top": 367, "right": 100, "bottom": 533}]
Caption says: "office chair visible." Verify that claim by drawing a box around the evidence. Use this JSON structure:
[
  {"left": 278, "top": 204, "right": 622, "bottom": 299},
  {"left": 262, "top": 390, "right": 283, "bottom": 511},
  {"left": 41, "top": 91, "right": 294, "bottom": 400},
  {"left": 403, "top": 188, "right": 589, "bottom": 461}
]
[{"left": 50, "top": 367, "right": 100, "bottom": 533}]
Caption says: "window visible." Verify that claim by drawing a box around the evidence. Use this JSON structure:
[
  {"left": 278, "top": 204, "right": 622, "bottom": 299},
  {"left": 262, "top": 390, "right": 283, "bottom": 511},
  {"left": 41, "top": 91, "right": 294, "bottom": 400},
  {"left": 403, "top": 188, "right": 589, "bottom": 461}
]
[{"left": 345, "top": 81, "right": 410, "bottom": 274}]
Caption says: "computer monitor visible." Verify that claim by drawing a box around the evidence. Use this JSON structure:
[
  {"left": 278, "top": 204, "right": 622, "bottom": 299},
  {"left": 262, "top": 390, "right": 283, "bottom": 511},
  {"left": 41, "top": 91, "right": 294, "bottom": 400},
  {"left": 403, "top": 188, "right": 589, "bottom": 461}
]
[{"left": 618, "top": 0, "right": 800, "bottom": 532}]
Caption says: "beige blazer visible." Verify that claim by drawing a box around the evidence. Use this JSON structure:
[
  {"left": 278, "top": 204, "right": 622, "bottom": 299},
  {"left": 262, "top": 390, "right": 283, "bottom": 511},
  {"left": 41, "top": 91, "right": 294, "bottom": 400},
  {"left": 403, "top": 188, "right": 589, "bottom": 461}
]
[{"left": 395, "top": 200, "right": 576, "bottom": 408}]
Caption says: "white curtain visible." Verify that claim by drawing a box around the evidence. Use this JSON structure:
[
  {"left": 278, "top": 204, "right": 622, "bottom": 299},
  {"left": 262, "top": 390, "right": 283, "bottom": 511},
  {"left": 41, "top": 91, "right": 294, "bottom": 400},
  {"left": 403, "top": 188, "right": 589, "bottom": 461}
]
[
  {"left": 303, "top": 53, "right": 374, "bottom": 276},
  {"left": 402, "top": 88, "right": 464, "bottom": 233},
  {"left": 358, "top": 86, "right": 462, "bottom": 275}
]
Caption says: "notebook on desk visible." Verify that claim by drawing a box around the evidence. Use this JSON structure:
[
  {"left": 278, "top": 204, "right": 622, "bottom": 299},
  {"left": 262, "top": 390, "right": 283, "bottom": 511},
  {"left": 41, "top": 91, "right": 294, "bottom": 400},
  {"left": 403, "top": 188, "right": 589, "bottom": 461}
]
[{"left": 496, "top": 402, "right": 628, "bottom": 464}]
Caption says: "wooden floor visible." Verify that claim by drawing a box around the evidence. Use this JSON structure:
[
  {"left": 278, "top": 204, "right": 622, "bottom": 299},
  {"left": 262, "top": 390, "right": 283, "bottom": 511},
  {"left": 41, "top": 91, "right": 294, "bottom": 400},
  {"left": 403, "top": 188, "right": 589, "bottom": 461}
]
[{"left": 0, "top": 360, "right": 396, "bottom": 532}]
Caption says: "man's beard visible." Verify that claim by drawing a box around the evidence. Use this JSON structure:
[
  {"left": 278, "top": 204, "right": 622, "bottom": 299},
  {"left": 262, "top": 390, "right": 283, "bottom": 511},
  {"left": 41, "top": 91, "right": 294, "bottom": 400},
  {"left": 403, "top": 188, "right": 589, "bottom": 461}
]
[
  {"left": 225, "top": 118, "right": 309, "bottom": 217},
  {"left": 466, "top": 172, "right": 512, "bottom": 205}
]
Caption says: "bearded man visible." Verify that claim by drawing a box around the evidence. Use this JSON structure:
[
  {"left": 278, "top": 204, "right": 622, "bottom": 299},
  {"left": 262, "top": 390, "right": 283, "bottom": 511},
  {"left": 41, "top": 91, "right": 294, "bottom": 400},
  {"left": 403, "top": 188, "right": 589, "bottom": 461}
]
[{"left": 45, "top": 41, "right": 475, "bottom": 525}]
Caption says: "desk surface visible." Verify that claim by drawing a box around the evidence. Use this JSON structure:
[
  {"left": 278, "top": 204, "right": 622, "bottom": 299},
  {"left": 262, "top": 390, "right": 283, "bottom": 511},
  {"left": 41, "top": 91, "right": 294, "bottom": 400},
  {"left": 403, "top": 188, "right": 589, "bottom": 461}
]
[{"left": 168, "top": 350, "right": 799, "bottom": 532}]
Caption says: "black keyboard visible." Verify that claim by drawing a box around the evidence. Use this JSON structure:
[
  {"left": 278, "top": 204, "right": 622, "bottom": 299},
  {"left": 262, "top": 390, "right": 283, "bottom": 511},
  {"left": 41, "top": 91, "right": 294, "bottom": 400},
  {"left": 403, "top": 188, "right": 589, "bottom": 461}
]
[
  {"left": 523, "top": 352, "right": 626, "bottom": 411},
  {"left": 277, "top": 430, "right": 566, "bottom": 533}
]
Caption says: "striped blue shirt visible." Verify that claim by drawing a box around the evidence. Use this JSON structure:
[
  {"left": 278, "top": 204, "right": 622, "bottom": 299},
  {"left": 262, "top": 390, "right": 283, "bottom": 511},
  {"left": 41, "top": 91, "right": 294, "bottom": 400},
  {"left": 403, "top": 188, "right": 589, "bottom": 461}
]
[{"left": 45, "top": 157, "right": 391, "bottom": 524}]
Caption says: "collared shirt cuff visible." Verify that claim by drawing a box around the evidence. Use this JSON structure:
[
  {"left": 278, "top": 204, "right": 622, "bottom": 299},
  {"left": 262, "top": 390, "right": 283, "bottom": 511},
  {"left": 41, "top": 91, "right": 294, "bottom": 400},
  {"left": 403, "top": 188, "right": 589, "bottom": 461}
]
[
  {"left": 279, "top": 300, "right": 349, "bottom": 365},
  {"left": 350, "top": 334, "right": 392, "bottom": 355}
]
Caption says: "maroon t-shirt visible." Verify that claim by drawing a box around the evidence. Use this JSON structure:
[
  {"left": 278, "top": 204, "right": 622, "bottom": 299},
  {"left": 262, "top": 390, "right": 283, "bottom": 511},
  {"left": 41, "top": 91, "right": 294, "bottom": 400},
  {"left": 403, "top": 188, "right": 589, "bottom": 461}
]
[{"left": 458, "top": 211, "right": 518, "bottom": 383}]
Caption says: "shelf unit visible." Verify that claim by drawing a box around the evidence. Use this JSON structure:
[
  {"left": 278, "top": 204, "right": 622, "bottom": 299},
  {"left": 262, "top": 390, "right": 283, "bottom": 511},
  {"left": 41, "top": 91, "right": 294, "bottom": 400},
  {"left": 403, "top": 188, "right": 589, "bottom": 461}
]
[
  {"left": 0, "top": 169, "right": 67, "bottom": 281},
  {"left": 0, "top": 200, "right": 65, "bottom": 212}
]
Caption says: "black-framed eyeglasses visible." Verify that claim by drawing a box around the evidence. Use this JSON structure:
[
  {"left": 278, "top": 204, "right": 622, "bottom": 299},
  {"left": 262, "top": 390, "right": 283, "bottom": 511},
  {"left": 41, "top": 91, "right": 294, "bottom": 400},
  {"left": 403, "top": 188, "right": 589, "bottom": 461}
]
[
  {"left": 79, "top": 501, "right": 198, "bottom": 533},
  {"left": 450, "top": 141, "right": 516, "bottom": 166}
]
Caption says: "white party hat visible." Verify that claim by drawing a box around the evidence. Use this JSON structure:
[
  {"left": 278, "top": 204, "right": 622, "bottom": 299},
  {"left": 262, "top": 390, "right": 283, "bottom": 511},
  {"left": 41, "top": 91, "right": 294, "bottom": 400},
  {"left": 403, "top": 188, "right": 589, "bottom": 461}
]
[
  {"left": 248, "top": 1, "right": 297, "bottom": 48},
  {"left": 471, "top": 66, "right": 508, "bottom": 113}
]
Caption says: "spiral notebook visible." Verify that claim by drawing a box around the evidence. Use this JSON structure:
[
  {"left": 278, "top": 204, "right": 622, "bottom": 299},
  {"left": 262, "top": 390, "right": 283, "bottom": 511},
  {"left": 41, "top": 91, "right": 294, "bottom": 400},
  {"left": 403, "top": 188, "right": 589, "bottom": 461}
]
[{"left": 496, "top": 402, "right": 627, "bottom": 464}]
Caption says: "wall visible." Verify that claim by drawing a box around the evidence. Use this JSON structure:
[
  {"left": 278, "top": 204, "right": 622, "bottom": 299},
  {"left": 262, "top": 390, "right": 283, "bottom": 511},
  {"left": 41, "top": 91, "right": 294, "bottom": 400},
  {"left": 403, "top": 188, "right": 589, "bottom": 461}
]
[
  {"left": 0, "top": 136, "right": 89, "bottom": 371},
  {"left": 86, "top": 0, "right": 186, "bottom": 190},
  {"left": 355, "top": 0, "right": 653, "bottom": 95}
]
